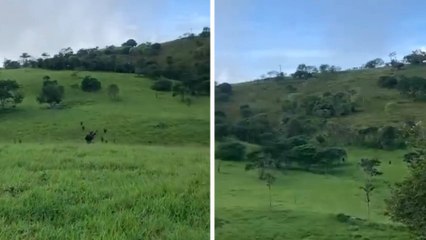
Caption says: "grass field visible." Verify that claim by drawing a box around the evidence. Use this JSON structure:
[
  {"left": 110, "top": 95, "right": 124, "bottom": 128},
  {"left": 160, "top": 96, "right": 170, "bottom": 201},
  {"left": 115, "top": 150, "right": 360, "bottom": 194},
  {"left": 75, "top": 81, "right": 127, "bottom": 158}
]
[
  {"left": 0, "top": 68, "right": 209, "bottom": 239},
  {"left": 215, "top": 65, "right": 426, "bottom": 239},
  {"left": 216, "top": 148, "right": 413, "bottom": 239}
]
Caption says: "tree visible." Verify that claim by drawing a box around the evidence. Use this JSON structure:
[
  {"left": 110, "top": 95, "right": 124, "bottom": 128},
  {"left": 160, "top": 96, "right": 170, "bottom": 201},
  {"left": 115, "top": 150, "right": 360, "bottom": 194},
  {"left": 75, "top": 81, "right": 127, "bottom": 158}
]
[
  {"left": 151, "top": 79, "right": 172, "bottom": 92},
  {"left": 359, "top": 158, "right": 383, "bottom": 178},
  {"left": 403, "top": 150, "right": 425, "bottom": 168},
  {"left": 386, "top": 161, "right": 426, "bottom": 238},
  {"left": 293, "top": 64, "right": 317, "bottom": 79},
  {"left": 216, "top": 142, "right": 246, "bottom": 161},
  {"left": 37, "top": 79, "right": 64, "bottom": 108},
  {"left": 319, "top": 64, "right": 330, "bottom": 73},
  {"left": 19, "top": 53, "right": 31, "bottom": 66},
  {"left": 364, "top": 58, "right": 384, "bottom": 69},
  {"left": 107, "top": 84, "right": 119, "bottom": 100},
  {"left": 81, "top": 76, "right": 101, "bottom": 92},
  {"left": 199, "top": 27, "right": 210, "bottom": 37},
  {"left": 404, "top": 49, "right": 426, "bottom": 65},
  {"left": 0, "top": 80, "right": 23, "bottom": 109},
  {"left": 264, "top": 172, "right": 276, "bottom": 208},
  {"left": 3, "top": 59, "right": 20, "bottom": 69},
  {"left": 378, "top": 75, "right": 398, "bottom": 89},
  {"left": 216, "top": 83, "right": 232, "bottom": 95},
  {"left": 360, "top": 182, "right": 375, "bottom": 220},
  {"left": 121, "top": 39, "right": 137, "bottom": 47}
]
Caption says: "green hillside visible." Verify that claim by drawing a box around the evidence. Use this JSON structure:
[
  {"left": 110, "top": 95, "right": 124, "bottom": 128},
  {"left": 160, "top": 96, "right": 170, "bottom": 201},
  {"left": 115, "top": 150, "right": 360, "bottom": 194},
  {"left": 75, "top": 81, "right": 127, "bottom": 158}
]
[
  {"left": 218, "top": 64, "right": 426, "bottom": 127},
  {"left": 4, "top": 29, "right": 210, "bottom": 96},
  {"left": 215, "top": 64, "right": 426, "bottom": 239},
  {"left": 0, "top": 68, "right": 209, "bottom": 239}
]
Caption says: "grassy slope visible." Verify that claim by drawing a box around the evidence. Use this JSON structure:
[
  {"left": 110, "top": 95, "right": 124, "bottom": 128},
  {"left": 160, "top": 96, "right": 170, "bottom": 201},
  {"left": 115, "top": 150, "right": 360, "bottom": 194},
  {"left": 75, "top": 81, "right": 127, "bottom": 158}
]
[
  {"left": 219, "top": 65, "right": 426, "bottom": 128},
  {"left": 0, "top": 68, "right": 209, "bottom": 145},
  {"left": 0, "top": 69, "right": 209, "bottom": 239},
  {"left": 216, "top": 65, "right": 426, "bottom": 239},
  {"left": 216, "top": 149, "right": 412, "bottom": 239}
]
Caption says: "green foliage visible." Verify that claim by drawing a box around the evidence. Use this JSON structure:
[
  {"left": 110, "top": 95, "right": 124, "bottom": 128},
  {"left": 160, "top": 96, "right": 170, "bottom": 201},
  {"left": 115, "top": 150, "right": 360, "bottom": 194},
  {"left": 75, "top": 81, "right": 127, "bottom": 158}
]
[
  {"left": 287, "top": 144, "right": 318, "bottom": 169},
  {"left": 386, "top": 161, "right": 426, "bottom": 238},
  {"left": 3, "top": 59, "right": 21, "bottom": 69},
  {"left": 378, "top": 126, "right": 405, "bottom": 150},
  {"left": 292, "top": 64, "right": 318, "bottom": 79},
  {"left": 378, "top": 75, "right": 398, "bottom": 89},
  {"left": 364, "top": 58, "right": 384, "bottom": 69},
  {"left": 81, "top": 76, "right": 101, "bottom": 92},
  {"left": 403, "top": 49, "right": 426, "bottom": 65},
  {"left": 239, "top": 104, "right": 252, "bottom": 118},
  {"left": 0, "top": 79, "right": 23, "bottom": 109},
  {"left": 215, "top": 111, "right": 229, "bottom": 140},
  {"left": 151, "top": 79, "right": 173, "bottom": 92},
  {"left": 403, "top": 150, "right": 425, "bottom": 168},
  {"left": 359, "top": 158, "right": 383, "bottom": 177},
  {"left": 216, "top": 141, "right": 246, "bottom": 161},
  {"left": 121, "top": 39, "right": 137, "bottom": 47},
  {"left": 233, "top": 113, "right": 271, "bottom": 143},
  {"left": 36, "top": 79, "right": 65, "bottom": 108},
  {"left": 107, "top": 84, "right": 120, "bottom": 100},
  {"left": 299, "top": 91, "right": 356, "bottom": 118},
  {"left": 397, "top": 76, "right": 426, "bottom": 100}
]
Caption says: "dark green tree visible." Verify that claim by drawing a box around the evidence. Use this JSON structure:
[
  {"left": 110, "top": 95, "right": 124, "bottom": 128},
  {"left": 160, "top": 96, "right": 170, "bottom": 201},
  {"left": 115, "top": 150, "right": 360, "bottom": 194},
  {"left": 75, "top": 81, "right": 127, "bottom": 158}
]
[
  {"left": 37, "top": 79, "right": 64, "bottom": 108},
  {"left": 0, "top": 80, "right": 23, "bottom": 109},
  {"left": 107, "top": 84, "right": 120, "bottom": 100}
]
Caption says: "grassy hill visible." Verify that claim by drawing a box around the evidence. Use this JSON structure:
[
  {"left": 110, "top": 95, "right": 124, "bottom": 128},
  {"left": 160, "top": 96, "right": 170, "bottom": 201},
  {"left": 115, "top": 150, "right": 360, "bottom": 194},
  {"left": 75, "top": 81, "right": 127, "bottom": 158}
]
[
  {"left": 215, "top": 64, "right": 426, "bottom": 239},
  {"left": 0, "top": 68, "right": 209, "bottom": 239},
  {"left": 218, "top": 64, "right": 426, "bottom": 127}
]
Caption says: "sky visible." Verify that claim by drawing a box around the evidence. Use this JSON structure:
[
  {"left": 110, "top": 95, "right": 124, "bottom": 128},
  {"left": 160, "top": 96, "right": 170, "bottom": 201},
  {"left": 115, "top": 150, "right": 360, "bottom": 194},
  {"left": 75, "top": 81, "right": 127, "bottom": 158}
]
[
  {"left": 0, "top": 0, "right": 209, "bottom": 61},
  {"left": 216, "top": 0, "right": 426, "bottom": 83}
]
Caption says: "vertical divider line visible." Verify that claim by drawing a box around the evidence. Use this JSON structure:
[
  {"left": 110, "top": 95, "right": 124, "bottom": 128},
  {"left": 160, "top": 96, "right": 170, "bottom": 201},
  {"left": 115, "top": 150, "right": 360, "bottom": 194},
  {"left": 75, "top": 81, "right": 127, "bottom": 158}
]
[{"left": 210, "top": 0, "right": 216, "bottom": 239}]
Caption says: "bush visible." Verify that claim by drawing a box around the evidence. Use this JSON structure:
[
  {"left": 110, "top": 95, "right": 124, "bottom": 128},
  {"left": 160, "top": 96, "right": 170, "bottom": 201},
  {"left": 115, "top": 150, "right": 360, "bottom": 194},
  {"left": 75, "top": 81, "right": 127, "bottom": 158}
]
[
  {"left": 336, "top": 213, "right": 351, "bottom": 223},
  {"left": 81, "top": 76, "right": 101, "bottom": 92},
  {"left": 216, "top": 142, "right": 246, "bottom": 161},
  {"left": 378, "top": 76, "right": 398, "bottom": 88},
  {"left": 151, "top": 79, "right": 172, "bottom": 92}
]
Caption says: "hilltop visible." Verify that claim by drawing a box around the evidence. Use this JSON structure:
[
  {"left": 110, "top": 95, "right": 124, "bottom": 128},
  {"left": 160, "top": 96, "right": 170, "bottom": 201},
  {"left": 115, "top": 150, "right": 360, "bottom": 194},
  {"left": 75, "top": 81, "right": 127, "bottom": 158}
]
[{"left": 3, "top": 28, "right": 210, "bottom": 96}]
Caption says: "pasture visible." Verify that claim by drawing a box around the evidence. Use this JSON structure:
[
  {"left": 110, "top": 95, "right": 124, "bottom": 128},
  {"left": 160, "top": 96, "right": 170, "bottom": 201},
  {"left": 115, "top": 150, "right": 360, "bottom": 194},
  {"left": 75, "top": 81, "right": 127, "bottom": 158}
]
[
  {"left": 0, "top": 68, "right": 209, "bottom": 239},
  {"left": 216, "top": 148, "right": 413, "bottom": 239}
]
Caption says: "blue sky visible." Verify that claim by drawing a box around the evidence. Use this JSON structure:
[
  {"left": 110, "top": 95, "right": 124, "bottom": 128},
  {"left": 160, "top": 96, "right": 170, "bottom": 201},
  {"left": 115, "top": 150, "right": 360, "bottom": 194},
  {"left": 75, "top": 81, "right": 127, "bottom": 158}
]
[
  {"left": 216, "top": 0, "right": 426, "bottom": 83},
  {"left": 0, "top": 0, "right": 209, "bottom": 61}
]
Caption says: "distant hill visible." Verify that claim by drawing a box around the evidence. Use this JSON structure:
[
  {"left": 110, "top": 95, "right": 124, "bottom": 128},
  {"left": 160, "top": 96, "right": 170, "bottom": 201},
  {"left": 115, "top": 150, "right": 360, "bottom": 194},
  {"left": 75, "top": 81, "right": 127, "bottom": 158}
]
[{"left": 3, "top": 28, "right": 210, "bottom": 96}]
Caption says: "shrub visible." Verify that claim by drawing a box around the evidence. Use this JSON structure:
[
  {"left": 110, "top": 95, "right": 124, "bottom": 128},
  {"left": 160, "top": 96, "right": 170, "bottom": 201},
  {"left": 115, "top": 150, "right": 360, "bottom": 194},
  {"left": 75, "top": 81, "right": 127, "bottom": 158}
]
[
  {"left": 81, "top": 76, "right": 101, "bottom": 92},
  {"left": 336, "top": 213, "right": 351, "bottom": 223},
  {"left": 151, "top": 79, "right": 172, "bottom": 92},
  {"left": 378, "top": 76, "right": 398, "bottom": 88},
  {"left": 216, "top": 142, "right": 246, "bottom": 161}
]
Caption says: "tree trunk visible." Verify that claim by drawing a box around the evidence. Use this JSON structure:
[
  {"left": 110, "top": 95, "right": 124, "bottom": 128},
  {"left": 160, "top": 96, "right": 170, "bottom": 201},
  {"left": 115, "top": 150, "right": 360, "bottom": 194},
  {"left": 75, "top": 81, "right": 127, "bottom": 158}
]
[
  {"left": 367, "top": 201, "right": 370, "bottom": 220},
  {"left": 268, "top": 185, "right": 272, "bottom": 208}
]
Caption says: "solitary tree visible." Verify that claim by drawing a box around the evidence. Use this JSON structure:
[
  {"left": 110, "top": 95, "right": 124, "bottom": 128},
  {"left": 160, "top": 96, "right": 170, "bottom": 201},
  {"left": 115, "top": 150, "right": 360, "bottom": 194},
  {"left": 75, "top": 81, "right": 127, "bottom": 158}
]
[
  {"left": 107, "top": 84, "right": 120, "bottom": 100},
  {"left": 19, "top": 53, "right": 31, "bottom": 66},
  {"left": 360, "top": 182, "right": 375, "bottom": 220},
  {"left": 360, "top": 158, "right": 383, "bottom": 179},
  {"left": 37, "top": 79, "right": 64, "bottom": 108},
  {"left": 121, "top": 39, "right": 137, "bottom": 47},
  {"left": 0, "top": 80, "right": 23, "bottom": 109},
  {"left": 264, "top": 172, "right": 276, "bottom": 208}
]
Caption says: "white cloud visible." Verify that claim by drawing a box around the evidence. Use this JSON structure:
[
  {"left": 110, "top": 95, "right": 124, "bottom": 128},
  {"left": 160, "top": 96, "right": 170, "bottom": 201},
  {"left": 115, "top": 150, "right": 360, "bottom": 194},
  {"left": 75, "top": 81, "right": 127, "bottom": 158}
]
[{"left": 0, "top": 0, "right": 139, "bottom": 60}]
